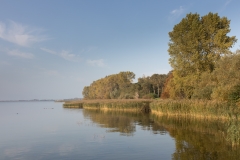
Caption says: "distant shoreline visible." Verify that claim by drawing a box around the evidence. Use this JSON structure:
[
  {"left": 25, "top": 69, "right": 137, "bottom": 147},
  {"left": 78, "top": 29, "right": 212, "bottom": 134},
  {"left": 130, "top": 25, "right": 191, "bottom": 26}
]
[
  {"left": 0, "top": 98, "right": 82, "bottom": 102},
  {"left": 0, "top": 100, "right": 55, "bottom": 102}
]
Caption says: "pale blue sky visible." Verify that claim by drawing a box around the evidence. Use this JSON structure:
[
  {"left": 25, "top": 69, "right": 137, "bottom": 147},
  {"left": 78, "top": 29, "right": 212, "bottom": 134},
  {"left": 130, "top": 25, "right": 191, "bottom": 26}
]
[{"left": 0, "top": 0, "right": 239, "bottom": 100}]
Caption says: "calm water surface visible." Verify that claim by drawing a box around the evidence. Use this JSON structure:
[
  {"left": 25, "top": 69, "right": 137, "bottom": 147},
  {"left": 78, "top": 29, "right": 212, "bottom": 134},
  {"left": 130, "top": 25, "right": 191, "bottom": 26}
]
[{"left": 0, "top": 102, "right": 239, "bottom": 160}]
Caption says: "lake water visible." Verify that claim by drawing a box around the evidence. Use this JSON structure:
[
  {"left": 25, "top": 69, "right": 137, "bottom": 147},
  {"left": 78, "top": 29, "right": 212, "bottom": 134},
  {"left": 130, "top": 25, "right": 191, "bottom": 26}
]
[{"left": 0, "top": 102, "right": 239, "bottom": 160}]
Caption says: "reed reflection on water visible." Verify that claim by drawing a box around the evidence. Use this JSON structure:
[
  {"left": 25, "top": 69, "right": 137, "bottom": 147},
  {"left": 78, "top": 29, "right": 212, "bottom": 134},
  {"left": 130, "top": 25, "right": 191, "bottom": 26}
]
[{"left": 82, "top": 108, "right": 240, "bottom": 160}]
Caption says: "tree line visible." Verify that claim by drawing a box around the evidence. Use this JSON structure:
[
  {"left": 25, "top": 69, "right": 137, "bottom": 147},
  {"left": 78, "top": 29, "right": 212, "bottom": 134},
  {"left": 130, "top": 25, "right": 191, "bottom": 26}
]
[
  {"left": 82, "top": 71, "right": 167, "bottom": 99},
  {"left": 83, "top": 12, "right": 240, "bottom": 103}
]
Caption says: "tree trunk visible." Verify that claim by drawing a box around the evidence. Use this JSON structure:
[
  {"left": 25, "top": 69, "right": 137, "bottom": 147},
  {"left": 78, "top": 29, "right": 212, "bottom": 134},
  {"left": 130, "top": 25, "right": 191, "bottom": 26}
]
[{"left": 153, "top": 86, "right": 155, "bottom": 94}]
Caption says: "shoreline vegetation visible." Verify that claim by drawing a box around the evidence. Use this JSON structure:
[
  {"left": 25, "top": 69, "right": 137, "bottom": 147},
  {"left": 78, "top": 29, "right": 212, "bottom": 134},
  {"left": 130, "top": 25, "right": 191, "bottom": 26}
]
[
  {"left": 63, "top": 99, "right": 240, "bottom": 120},
  {"left": 63, "top": 99, "right": 152, "bottom": 113}
]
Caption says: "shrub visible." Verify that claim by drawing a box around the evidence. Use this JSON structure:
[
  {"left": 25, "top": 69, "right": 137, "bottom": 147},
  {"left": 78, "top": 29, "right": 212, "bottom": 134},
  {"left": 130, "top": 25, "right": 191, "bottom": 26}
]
[
  {"left": 228, "top": 85, "right": 240, "bottom": 103},
  {"left": 192, "top": 85, "right": 214, "bottom": 100},
  {"left": 142, "top": 93, "right": 158, "bottom": 99}
]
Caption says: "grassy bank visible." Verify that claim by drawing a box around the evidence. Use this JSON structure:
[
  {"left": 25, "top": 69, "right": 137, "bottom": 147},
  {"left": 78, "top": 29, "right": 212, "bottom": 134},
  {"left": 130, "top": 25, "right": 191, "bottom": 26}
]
[
  {"left": 63, "top": 99, "right": 240, "bottom": 120},
  {"left": 150, "top": 99, "right": 240, "bottom": 120},
  {"left": 63, "top": 102, "right": 84, "bottom": 108},
  {"left": 63, "top": 99, "right": 152, "bottom": 112}
]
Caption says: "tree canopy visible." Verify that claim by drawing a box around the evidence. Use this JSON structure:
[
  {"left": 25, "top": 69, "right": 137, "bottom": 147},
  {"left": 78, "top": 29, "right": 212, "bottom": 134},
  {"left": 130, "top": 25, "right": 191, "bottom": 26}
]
[
  {"left": 82, "top": 71, "right": 135, "bottom": 99},
  {"left": 82, "top": 72, "right": 167, "bottom": 99},
  {"left": 190, "top": 50, "right": 240, "bottom": 102},
  {"left": 168, "top": 12, "right": 237, "bottom": 99}
]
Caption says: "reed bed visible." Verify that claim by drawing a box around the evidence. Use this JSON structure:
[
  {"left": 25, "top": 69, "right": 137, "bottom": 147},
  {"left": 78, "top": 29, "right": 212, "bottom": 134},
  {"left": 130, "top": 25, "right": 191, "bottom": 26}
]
[
  {"left": 64, "top": 99, "right": 240, "bottom": 120},
  {"left": 63, "top": 102, "right": 84, "bottom": 108},
  {"left": 150, "top": 99, "right": 240, "bottom": 120},
  {"left": 63, "top": 99, "right": 153, "bottom": 112}
]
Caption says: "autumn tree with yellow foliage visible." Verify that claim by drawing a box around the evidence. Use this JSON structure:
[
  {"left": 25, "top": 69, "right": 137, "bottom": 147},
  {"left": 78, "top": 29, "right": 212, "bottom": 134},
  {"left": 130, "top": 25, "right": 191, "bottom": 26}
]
[{"left": 168, "top": 12, "right": 237, "bottom": 99}]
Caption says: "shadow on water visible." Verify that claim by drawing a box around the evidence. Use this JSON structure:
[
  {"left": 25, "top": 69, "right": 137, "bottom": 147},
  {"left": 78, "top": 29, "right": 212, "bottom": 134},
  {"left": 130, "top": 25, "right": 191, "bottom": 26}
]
[
  {"left": 151, "top": 114, "right": 240, "bottom": 160},
  {"left": 64, "top": 108, "right": 240, "bottom": 159}
]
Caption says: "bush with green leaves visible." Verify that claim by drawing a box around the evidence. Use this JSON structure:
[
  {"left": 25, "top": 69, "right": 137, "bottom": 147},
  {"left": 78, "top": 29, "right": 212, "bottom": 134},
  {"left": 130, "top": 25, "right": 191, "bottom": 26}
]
[{"left": 228, "top": 85, "right": 240, "bottom": 103}]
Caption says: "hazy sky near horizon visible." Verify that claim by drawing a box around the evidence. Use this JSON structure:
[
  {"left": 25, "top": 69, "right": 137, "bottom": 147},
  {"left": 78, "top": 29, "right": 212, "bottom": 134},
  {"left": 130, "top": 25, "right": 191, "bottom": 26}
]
[{"left": 0, "top": 0, "right": 240, "bottom": 100}]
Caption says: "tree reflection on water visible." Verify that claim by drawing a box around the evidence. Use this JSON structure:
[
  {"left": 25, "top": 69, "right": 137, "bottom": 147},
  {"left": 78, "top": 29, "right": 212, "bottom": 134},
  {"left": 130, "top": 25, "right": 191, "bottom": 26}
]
[{"left": 82, "top": 109, "right": 240, "bottom": 159}]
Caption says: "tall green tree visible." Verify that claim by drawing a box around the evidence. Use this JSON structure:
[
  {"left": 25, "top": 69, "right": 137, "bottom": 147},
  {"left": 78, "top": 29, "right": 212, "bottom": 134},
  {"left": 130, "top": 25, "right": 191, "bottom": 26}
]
[{"left": 168, "top": 12, "right": 237, "bottom": 98}]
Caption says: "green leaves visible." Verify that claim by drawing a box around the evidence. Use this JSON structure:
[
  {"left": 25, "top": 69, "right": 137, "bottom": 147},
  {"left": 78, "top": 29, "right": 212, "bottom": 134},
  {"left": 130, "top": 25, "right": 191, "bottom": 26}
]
[
  {"left": 228, "top": 85, "right": 240, "bottom": 103},
  {"left": 82, "top": 72, "right": 167, "bottom": 99},
  {"left": 168, "top": 12, "right": 237, "bottom": 99},
  {"left": 83, "top": 71, "right": 135, "bottom": 99}
]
